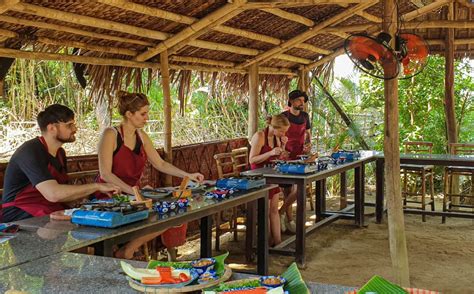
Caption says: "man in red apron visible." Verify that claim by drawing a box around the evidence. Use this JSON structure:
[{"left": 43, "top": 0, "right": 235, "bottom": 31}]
[
  {"left": 1, "top": 104, "right": 120, "bottom": 222},
  {"left": 280, "top": 90, "right": 312, "bottom": 233}
]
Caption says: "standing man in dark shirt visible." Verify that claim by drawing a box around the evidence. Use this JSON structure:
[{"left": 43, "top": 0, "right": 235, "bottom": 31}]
[
  {"left": 1, "top": 104, "right": 120, "bottom": 222},
  {"left": 279, "top": 90, "right": 312, "bottom": 233}
]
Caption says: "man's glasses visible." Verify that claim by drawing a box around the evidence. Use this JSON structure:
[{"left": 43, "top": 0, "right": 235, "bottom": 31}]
[{"left": 56, "top": 121, "right": 77, "bottom": 129}]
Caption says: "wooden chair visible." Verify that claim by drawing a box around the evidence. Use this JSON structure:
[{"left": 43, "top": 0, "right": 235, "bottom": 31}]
[
  {"left": 400, "top": 141, "right": 435, "bottom": 221},
  {"left": 213, "top": 147, "right": 249, "bottom": 251},
  {"left": 443, "top": 143, "right": 474, "bottom": 223}
]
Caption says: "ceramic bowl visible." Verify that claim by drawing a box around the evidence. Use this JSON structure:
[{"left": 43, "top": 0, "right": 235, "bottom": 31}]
[
  {"left": 190, "top": 258, "right": 216, "bottom": 275},
  {"left": 259, "top": 276, "right": 286, "bottom": 288}
]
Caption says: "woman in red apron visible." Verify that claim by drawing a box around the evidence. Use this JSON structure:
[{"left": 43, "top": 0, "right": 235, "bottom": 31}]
[
  {"left": 249, "top": 114, "right": 290, "bottom": 246},
  {"left": 97, "top": 91, "right": 204, "bottom": 260}
]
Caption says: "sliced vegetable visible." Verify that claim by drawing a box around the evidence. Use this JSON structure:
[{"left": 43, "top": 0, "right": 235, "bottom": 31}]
[{"left": 141, "top": 277, "right": 163, "bottom": 285}]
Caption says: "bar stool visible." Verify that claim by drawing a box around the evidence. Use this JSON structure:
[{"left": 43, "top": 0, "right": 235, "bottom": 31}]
[
  {"left": 400, "top": 141, "right": 435, "bottom": 222},
  {"left": 443, "top": 143, "right": 474, "bottom": 223}
]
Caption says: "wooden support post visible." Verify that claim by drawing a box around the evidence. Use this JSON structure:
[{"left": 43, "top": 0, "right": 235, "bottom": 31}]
[
  {"left": 383, "top": 0, "right": 410, "bottom": 287},
  {"left": 160, "top": 50, "right": 172, "bottom": 186},
  {"left": 248, "top": 63, "right": 259, "bottom": 139},
  {"left": 444, "top": 3, "right": 458, "bottom": 148},
  {"left": 298, "top": 68, "right": 309, "bottom": 112}
]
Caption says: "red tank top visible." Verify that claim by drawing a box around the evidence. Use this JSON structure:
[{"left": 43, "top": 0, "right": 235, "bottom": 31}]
[{"left": 250, "top": 127, "right": 279, "bottom": 170}]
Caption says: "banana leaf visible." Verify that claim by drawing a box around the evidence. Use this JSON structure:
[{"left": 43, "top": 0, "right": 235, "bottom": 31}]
[{"left": 281, "top": 262, "right": 309, "bottom": 294}]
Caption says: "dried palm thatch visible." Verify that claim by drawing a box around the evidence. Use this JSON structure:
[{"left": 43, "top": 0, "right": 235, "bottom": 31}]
[{"left": 0, "top": 0, "right": 471, "bottom": 107}]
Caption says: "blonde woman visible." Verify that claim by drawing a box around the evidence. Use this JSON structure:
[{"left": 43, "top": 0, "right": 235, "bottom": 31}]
[{"left": 249, "top": 114, "right": 290, "bottom": 246}]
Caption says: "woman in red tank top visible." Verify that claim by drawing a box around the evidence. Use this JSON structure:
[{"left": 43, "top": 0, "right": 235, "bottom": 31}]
[
  {"left": 98, "top": 91, "right": 204, "bottom": 259},
  {"left": 249, "top": 114, "right": 290, "bottom": 246}
]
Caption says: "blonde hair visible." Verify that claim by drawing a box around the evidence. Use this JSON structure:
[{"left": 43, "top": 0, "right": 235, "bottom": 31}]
[
  {"left": 269, "top": 114, "right": 290, "bottom": 130},
  {"left": 116, "top": 91, "right": 149, "bottom": 116}
]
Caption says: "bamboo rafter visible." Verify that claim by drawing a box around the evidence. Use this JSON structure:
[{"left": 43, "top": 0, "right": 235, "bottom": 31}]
[
  {"left": 135, "top": 2, "right": 246, "bottom": 61},
  {"left": 244, "top": 0, "right": 367, "bottom": 9},
  {"left": 99, "top": 0, "right": 331, "bottom": 59},
  {"left": 260, "top": 8, "right": 314, "bottom": 27},
  {"left": 10, "top": 2, "right": 170, "bottom": 40},
  {"left": 0, "top": 24, "right": 315, "bottom": 66},
  {"left": 169, "top": 56, "right": 235, "bottom": 67},
  {"left": 0, "top": 0, "right": 18, "bottom": 14},
  {"left": 0, "top": 15, "right": 154, "bottom": 47},
  {"left": 355, "top": 11, "right": 382, "bottom": 23},
  {"left": 0, "top": 13, "right": 310, "bottom": 65},
  {"left": 0, "top": 47, "right": 297, "bottom": 76},
  {"left": 237, "top": 1, "right": 378, "bottom": 69}
]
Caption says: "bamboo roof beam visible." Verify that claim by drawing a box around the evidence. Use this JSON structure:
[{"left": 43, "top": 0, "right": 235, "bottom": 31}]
[
  {"left": 0, "top": 47, "right": 296, "bottom": 76},
  {"left": 0, "top": 15, "right": 154, "bottom": 47},
  {"left": 0, "top": 14, "right": 308, "bottom": 64},
  {"left": 277, "top": 53, "right": 311, "bottom": 64},
  {"left": 169, "top": 56, "right": 235, "bottom": 67},
  {"left": 10, "top": 3, "right": 170, "bottom": 41},
  {"left": 0, "top": 27, "right": 17, "bottom": 39},
  {"left": 214, "top": 25, "right": 281, "bottom": 45},
  {"left": 0, "top": 47, "right": 159, "bottom": 69},
  {"left": 135, "top": 2, "right": 246, "bottom": 61},
  {"left": 328, "top": 31, "right": 351, "bottom": 39},
  {"left": 190, "top": 39, "right": 260, "bottom": 56},
  {"left": 237, "top": 1, "right": 378, "bottom": 69},
  {"left": 304, "top": 0, "right": 452, "bottom": 70},
  {"left": 245, "top": 1, "right": 367, "bottom": 9},
  {"left": 403, "top": 20, "right": 474, "bottom": 29},
  {"left": 0, "top": 0, "right": 19, "bottom": 14},
  {"left": 96, "top": 0, "right": 195, "bottom": 25},
  {"left": 321, "top": 24, "right": 375, "bottom": 34},
  {"left": 99, "top": 0, "right": 331, "bottom": 58},
  {"left": 295, "top": 43, "right": 332, "bottom": 55},
  {"left": 355, "top": 11, "right": 382, "bottom": 23},
  {"left": 260, "top": 8, "right": 315, "bottom": 27},
  {"left": 401, "top": 0, "right": 452, "bottom": 21},
  {"left": 36, "top": 37, "right": 137, "bottom": 56}
]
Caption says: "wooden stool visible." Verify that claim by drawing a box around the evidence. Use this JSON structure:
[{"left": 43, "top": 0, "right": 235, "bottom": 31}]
[
  {"left": 443, "top": 143, "right": 474, "bottom": 223},
  {"left": 400, "top": 141, "right": 435, "bottom": 222}
]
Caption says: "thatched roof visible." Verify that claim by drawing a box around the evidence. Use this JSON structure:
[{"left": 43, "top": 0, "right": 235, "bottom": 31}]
[{"left": 0, "top": 0, "right": 472, "bottom": 96}]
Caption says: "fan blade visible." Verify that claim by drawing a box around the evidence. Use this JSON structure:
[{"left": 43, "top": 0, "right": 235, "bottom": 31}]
[
  {"left": 398, "top": 33, "right": 430, "bottom": 79},
  {"left": 344, "top": 34, "right": 399, "bottom": 80}
]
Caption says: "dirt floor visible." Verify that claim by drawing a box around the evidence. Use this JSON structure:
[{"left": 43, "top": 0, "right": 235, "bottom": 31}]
[{"left": 174, "top": 196, "right": 474, "bottom": 293}]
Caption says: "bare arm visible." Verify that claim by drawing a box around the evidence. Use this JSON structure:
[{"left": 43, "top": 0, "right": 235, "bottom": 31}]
[
  {"left": 249, "top": 131, "right": 281, "bottom": 165},
  {"left": 141, "top": 131, "right": 204, "bottom": 183},
  {"left": 98, "top": 128, "right": 136, "bottom": 195},
  {"left": 36, "top": 180, "right": 120, "bottom": 203}
]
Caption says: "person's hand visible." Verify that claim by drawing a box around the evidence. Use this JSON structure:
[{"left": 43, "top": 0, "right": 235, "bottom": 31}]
[
  {"left": 281, "top": 136, "right": 288, "bottom": 146},
  {"left": 97, "top": 183, "right": 121, "bottom": 196},
  {"left": 279, "top": 150, "right": 290, "bottom": 160},
  {"left": 142, "top": 185, "right": 153, "bottom": 190},
  {"left": 188, "top": 173, "right": 205, "bottom": 183},
  {"left": 303, "top": 143, "right": 312, "bottom": 154},
  {"left": 271, "top": 147, "right": 283, "bottom": 156}
]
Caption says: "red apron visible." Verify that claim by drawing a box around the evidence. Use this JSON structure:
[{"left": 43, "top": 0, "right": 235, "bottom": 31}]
[
  {"left": 2, "top": 137, "right": 68, "bottom": 217},
  {"left": 250, "top": 127, "right": 281, "bottom": 199},
  {"left": 97, "top": 126, "right": 188, "bottom": 247},
  {"left": 95, "top": 126, "right": 147, "bottom": 198},
  {"left": 285, "top": 113, "right": 307, "bottom": 160}
]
